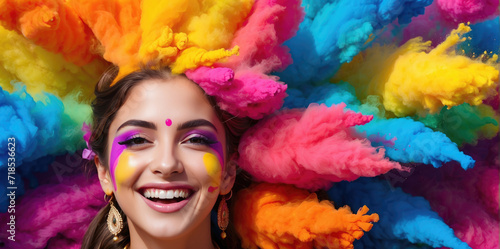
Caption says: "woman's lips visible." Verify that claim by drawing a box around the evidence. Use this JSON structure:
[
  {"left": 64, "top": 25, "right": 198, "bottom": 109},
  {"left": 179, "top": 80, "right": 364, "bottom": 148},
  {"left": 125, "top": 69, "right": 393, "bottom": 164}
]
[
  {"left": 140, "top": 192, "right": 192, "bottom": 213},
  {"left": 138, "top": 183, "right": 195, "bottom": 213}
]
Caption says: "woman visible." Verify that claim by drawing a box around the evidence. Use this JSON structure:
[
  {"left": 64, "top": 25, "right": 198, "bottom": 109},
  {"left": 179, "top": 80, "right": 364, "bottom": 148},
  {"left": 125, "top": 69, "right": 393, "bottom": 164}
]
[{"left": 82, "top": 66, "right": 252, "bottom": 249}]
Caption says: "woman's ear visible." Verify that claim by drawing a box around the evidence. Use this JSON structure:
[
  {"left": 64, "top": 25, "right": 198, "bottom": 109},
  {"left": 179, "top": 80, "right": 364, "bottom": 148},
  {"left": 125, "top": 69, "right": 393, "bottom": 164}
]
[
  {"left": 95, "top": 156, "right": 114, "bottom": 195},
  {"left": 220, "top": 160, "right": 237, "bottom": 195}
]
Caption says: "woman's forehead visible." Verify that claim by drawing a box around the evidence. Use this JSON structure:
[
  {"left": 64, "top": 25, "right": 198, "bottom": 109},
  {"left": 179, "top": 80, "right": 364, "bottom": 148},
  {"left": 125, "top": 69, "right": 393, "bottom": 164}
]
[{"left": 111, "top": 77, "right": 220, "bottom": 131}]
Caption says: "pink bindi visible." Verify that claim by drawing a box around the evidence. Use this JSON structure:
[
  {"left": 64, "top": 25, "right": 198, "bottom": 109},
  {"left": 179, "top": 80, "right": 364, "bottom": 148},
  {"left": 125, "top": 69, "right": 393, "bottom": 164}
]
[{"left": 165, "top": 119, "right": 172, "bottom": 127}]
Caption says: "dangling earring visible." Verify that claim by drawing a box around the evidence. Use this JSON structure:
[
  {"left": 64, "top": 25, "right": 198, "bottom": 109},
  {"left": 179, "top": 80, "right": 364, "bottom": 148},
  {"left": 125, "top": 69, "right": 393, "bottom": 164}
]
[
  {"left": 218, "top": 190, "right": 232, "bottom": 239},
  {"left": 106, "top": 195, "right": 123, "bottom": 242}
]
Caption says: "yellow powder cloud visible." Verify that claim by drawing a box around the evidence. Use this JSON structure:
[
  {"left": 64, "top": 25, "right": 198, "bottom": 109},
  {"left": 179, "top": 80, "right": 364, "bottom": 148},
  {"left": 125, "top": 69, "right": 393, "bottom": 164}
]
[
  {"left": 333, "top": 23, "right": 499, "bottom": 117},
  {"left": 71, "top": 0, "right": 252, "bottom": 82},
  {"left": 0, "top": 26, "right": 107, "bottom": 100}
]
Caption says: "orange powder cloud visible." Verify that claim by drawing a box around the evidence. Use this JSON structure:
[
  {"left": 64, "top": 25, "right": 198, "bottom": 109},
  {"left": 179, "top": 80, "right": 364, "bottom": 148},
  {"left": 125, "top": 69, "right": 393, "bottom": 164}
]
[
  {"left": 0, "top": 0, "right": 100, "bottom": 66},
  {"left": 70, "top": 0, "right": 251, "bottom": 82},
  {"left": 233, "top": 183, "right": 379, "bottom": 249}
]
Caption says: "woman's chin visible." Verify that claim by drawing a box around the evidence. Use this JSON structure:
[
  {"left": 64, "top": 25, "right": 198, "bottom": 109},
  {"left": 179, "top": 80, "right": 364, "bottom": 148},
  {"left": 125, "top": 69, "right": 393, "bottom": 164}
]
[{"left": 127, "top": 191, "right": 216, "bottom": 240}]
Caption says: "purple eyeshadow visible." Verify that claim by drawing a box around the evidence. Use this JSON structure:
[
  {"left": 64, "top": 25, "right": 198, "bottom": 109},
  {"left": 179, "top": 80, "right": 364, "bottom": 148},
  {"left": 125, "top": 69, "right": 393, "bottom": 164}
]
[
  {"left": 185, "top": 129, "right": 224, "bottom": 168},
  {"left": 109, "top": 129, "right": 224, "bottom": 191}
]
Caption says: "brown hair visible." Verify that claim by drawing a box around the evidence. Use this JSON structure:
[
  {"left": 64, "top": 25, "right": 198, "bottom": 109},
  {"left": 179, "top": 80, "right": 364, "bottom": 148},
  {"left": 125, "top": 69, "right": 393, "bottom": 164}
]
[{"left": 82, "top": 66, "right": 255, "bottom": 249}]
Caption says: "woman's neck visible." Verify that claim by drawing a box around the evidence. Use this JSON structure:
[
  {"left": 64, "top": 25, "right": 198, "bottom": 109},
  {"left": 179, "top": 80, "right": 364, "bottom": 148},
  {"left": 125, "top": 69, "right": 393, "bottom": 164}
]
[{"left": 127, "top": 216, "right": 215, "bottom": 249}]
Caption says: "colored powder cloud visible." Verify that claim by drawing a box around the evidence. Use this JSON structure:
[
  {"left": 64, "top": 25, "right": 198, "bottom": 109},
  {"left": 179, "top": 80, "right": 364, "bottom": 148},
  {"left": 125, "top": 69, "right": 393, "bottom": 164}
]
[
  {"left": 399, "top": 162, "right": 500, "bottom": 249},
  {"left": 463, "top": 137, "right": 500, "bottom": 218},
  {"left": 185, "top": 0, "right": 304, "bottom": 119},
  {"left": 475, "top": 166, "right": 500, "bottom": 216},
  {"left": 461, "top": 17, "right": 500, "bottom": 56},
  {"left": 233, "top": 183, "right": 379, "bottom": 249},
  {"left": 218, "top": 0, "right": 304, "bottom": 73},
  {"left": 0, "top": 26, "right": 107, "bottom": 100},
  {"left": 72, "top": 0, "right": 251, "bottom": 80},
  {"left": 0, "top": 84, "right": 91, "bottom": 210},
  {"left": 139, "top": 0, "right": 252, "bottom": 53},
  {"left": 284, "top": 82, "right": 476, "bottom": 170},
  {"left": 400, "top": 1, "right": 500, "bottom": 46},
  {"left": 0, "top": 84, "right": 90, "bottom": 166},
  {"left": 436, "top": 0, "right": 499, "bottom": 25},
  {"left": 276, "top": 0, "right": 432, "bottom": 86},
  {"left": 328, "top": 178, "right": 471, "bottom": 249},
  {"left": 237, "top": 103, "right": 403, "bottom": 191},
  {"left": 185, "top": 67, "right": 287, "bottom": 119},
  {"left": 333, "top": 23, "right": 499, "bottom": 117},
  {"left": 1, "top": 0, "right": 304, "bottom": 119},
  {"left": 359, "top": 117, "right": 475, "bottom": 169},
  {"left": 416, "top": 104, "right": 499, "bottom": 147},
  {"left": 0, "top": 0, "right": 100, "bottom": 66},
  {"left": 398, "top": 1, "right": 452, "bottom": 46},
  {"left": 0, "top": 1, "right": 498, "bottom": 248},
  {"left": 202, "top": 153, "right": 222, "bottom": 193},
  {"left": 0, "top": 172, "right": 104, "bottom": 249},
  {"left": 70, "top": 0, "right": 141, "bottom": 76}
]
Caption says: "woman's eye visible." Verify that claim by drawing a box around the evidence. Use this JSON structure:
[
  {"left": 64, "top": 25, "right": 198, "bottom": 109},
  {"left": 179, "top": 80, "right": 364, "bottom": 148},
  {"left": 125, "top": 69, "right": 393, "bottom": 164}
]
[
  {"left": 118, "top": 137, "right": 149, "bottom": 146},
  {"left": 185, "top": 136, "right": 215, "bottom": 145}
]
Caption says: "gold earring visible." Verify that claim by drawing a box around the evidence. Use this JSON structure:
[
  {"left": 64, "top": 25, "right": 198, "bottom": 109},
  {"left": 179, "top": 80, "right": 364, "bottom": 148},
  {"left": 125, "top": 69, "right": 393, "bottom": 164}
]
[
  {"left": 107, "top": 196, "right": 123, "bottom": 242},
  {"left": 218, "top": 190, "right": 232, "bottom": 239}
]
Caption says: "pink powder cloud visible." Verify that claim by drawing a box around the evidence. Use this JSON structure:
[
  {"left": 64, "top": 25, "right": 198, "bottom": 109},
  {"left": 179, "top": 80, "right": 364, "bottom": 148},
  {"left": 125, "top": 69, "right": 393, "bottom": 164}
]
[
  {"left": 237, "top": 103, "right": 404, "bottom": 190},
  {"left": 0, "top": 173, "right": 103, "bottom": 249}
]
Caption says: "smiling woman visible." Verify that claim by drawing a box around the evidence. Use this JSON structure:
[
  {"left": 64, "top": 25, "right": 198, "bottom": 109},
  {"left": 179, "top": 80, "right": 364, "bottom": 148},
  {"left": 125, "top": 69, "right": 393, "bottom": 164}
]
[{"left": 81, "top": 66, "right": 253, "bottom": 249}]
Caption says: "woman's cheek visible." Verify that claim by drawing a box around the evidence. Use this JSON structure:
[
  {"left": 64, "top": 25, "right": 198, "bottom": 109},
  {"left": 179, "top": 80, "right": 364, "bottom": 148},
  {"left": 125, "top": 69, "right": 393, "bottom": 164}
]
[
  {"left": 202, "top": 153, "right": 222, "bottom": 193},
  {"left": 114, "top": 151, "right": 138, "bottom": 191}
]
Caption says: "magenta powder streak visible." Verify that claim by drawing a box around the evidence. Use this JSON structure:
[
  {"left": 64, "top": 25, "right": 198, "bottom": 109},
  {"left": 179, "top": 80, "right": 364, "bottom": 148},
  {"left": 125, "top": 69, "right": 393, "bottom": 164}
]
[{"left": 109, "top": 130, "right": 138, "bottom": 190}]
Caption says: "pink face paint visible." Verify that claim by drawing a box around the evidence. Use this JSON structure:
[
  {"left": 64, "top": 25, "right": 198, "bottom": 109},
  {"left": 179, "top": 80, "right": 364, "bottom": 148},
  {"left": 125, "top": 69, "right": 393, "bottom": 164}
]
[
  {"left": 184, "top": 129, "right": 224, "bottom": 168},
  {"left": 109, "top": 130, "right": 141, "bottom": 190},
  {"left": 165, "top": 119, "right": 172, "bottom": 127}
]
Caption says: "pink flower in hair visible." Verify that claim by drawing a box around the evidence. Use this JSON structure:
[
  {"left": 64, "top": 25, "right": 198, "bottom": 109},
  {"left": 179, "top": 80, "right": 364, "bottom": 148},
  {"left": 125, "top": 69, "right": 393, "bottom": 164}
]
[{"left": 82, "top": 122, "right": 96, "bottom": 160}]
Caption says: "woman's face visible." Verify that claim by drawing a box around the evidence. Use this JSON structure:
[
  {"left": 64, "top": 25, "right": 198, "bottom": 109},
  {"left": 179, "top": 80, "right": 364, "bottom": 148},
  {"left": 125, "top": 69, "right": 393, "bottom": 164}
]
[{"left": 96, "top": 76, "right": 233, "bottom": 239}]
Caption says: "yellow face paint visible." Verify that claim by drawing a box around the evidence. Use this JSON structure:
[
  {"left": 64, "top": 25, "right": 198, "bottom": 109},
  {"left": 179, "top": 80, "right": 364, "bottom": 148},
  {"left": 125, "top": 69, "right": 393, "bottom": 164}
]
[
  {"left": 203, "top": 153, "right": 222, "bottom": 193},
  {"left": 114, "top": 151, "right": 136, "bottom": 191}
]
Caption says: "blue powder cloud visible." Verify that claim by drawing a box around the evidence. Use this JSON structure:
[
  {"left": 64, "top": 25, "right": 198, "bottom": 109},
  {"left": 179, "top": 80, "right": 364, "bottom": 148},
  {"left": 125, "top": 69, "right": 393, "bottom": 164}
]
[
  {"left": 461, "top": 17, "right": 500, "bottom": 57},
  {"left": 276, "top": 0, "right": 432, "bottom": 86},
  {"left": 284, "top": 82, "right": 475, "bottom": 169},
  {"left": 0, "top": 84, "right": 89, "bottom": 211},
  {"left": 328, "top": 177, "right": 472, "bottom": 249},
  {"left": 359, "top": 117, "right": 475, "bottom": 169}
]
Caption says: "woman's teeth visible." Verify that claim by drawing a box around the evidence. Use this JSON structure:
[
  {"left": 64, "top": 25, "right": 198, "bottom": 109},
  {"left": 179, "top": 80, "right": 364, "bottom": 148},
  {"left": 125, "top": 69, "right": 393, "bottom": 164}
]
[{"left": 143, "top": 189, "right": 190, "bottom": 199}]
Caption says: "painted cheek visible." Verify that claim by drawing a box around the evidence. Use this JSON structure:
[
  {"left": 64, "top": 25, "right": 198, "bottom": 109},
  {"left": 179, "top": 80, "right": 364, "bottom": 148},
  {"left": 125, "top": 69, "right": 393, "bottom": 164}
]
[
  {"left": 184, "top": 129, "right": 225, "bottom": 170},
  {"left": 202, "top": 153, "right": 222, "bottom": 193},
  {"left": 109, "top": 144, "right": 126, "bottom": 191},
  {"left": 109, "top": 131, "right": 137, "bottom": 190},
  {"left": 114, "top": 151, "right": 137, "bottom": 191},
  {"left": 209, "top": 142, "right": 224, "bottom": 171}
]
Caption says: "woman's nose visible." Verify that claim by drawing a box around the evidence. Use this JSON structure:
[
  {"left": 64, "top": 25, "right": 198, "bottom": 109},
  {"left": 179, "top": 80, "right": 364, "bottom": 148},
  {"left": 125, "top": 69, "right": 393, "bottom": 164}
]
[{"left": 149, "top": 143, "right": 184, "bottom": 177}]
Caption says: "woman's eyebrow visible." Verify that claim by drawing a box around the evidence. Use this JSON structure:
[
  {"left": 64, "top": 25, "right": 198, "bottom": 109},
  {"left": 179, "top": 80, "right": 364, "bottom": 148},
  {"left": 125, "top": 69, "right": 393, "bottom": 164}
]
[
  {"left": 117, "top": 119, "right": 157, "bottom": 132},
  {"left": 178, "top": 119, "right": 217, "bottom": 132}
]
